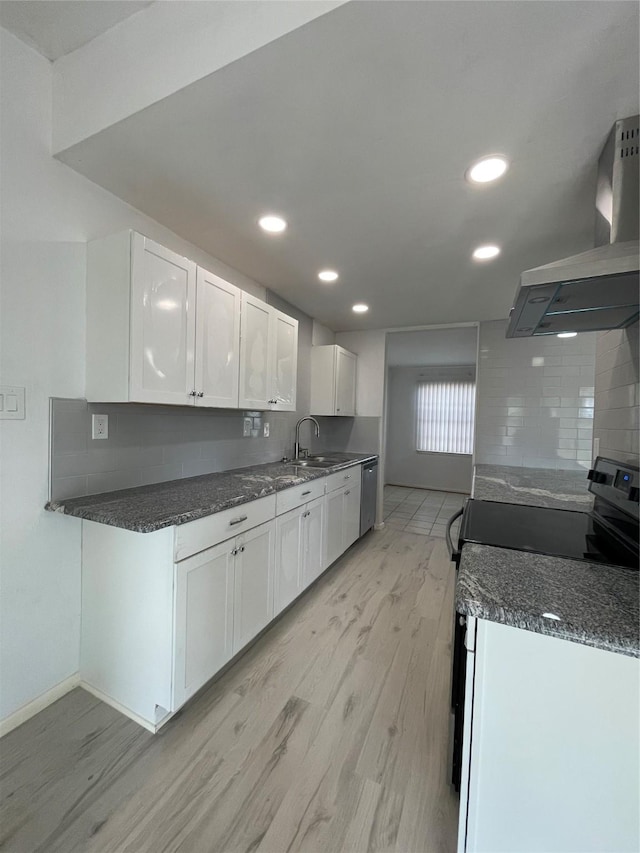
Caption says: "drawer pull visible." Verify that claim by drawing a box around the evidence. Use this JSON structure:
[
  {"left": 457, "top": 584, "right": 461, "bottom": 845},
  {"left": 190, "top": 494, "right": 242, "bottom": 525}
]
[
  {"left": 229, "top": 515, "right": 248, "bottom": 526},
  {"left": 344, "top": 474, "right": 350, "bottom": 480},
  {"left": 302, "top": 490, "right": 311, "bottom": 496},
  {"left": 345, "top": 489, "right": 351, "bottom": 495}
]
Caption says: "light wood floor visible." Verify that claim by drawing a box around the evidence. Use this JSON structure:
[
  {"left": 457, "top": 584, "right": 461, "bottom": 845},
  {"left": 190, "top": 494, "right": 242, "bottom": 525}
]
[{"left": 0, "top": 526, "right": 459, "bottom": 853}]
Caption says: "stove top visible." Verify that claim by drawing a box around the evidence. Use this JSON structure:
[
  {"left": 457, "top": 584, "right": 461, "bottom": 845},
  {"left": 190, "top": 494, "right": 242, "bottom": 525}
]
[{"left": 459, "top": 500, "right": 638, "bottom": 570}]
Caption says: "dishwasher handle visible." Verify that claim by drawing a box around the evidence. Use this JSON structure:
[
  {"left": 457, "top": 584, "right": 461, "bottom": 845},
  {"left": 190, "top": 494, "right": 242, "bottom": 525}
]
[{"left": 446, "top": 508, "right": 464, "bottom": 565}]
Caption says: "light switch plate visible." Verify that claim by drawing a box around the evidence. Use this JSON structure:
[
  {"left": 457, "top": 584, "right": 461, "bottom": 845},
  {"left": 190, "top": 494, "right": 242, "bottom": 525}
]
[
  {"left": 0, "top": 386, "right": 25, "bottom": 419},
  {"left": 92, "top": 414, "right": 109, "bottom": 439},
  {"left": 263, "top": 422, "right": 270, "bottom": 437},
  {"left": 243, "top": 417, "right": 252, "bottom": 437}
]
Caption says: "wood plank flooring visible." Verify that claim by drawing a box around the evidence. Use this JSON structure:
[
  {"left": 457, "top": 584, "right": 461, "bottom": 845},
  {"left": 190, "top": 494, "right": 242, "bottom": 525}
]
[{"left": 0, "top": 526, "right": 459, "bottom": 853}]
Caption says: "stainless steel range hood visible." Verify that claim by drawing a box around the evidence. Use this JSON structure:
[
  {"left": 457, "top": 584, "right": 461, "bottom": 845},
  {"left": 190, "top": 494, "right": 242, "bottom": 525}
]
[{"left": 506, "top": 115, "right": 639, "bottom": 338}]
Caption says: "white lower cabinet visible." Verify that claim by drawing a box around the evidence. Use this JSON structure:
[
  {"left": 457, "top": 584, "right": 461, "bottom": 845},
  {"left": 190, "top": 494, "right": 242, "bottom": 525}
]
[
  {"left": 459, "top": 619, "right": 640, "bottom": 853},
  {"left": 275, "top": 496, "right": 326, "bottom": 612},
  {"left": 80, "top": 464, "right": 369, "bottom": 732},
  {"left": 233, "top": 520, "right": 276, "bottom": 652},
  {"left": 303, "top": 497, "right": 325, "bottom": 585},
  {"left": 325, "top": 478, "right": 362, "bottom": 565},
  {"left": 275, "top": 506, "right": 304, "bottom": 612},
  {"left": 173, "top": 540, "right": 234, "bottom": 710}
]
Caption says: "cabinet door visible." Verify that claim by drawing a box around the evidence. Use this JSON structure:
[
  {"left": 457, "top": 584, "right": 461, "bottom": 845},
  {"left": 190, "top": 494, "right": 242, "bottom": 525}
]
[
  {"left": 324, "top": 488, "right": 345, "bottom": 567},
  {"left": 130, "top": 233, "right": 197, "bottom": 405},
  {"left": 270, "top": 309, "right": 298, "bottom": 412},
  {"left": 343, "top": 479, "right": 362, "bottom": 550},
  {"left": 335, "top": 348, "right": 356, "bottom": 415},
  {"left": 239, "top": 293, "right": 272, "bottom": 409},
  {"left": 233, "top": 520, "right": 276, "bottom": 653},
  {"left": 303, "top": 496, "right": 325, "bottom": 586},
  {"left": 194, "top": 268, "right": 241, "bottom": 408},
  {"left": 275, "top": 506, "right": 304, "bottom": 613},
  {"left": 173, "top": 540, "right": 234, "bottom": 710}
]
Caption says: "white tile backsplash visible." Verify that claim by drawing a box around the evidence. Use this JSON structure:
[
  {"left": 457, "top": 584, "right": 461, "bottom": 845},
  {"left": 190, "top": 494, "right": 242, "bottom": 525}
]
[
  {"left": 593, "top": 323, "right": 639, "bottom": 465},
  {"left": 475, "top": 320, "right": 596, "bottom": 470}
]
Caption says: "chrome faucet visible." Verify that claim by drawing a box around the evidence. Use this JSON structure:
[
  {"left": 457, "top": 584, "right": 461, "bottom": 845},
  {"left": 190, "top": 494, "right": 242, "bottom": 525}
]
[{"left": 294, "top": 416, "right": 320, "bottom": 460}]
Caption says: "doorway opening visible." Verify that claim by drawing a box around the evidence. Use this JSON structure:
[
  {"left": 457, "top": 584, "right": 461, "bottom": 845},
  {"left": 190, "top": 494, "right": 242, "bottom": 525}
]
[{"left": 382, "top": 326, "right": 478, "bottom": 536}]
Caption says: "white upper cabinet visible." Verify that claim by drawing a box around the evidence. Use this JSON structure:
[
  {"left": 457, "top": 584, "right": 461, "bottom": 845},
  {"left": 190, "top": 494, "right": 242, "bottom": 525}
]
[
  {"left": 270, "top": 309, "right": 298, "bottom": 411},
  {"left": 86, "top": 231, "right": 297, "bottom": 410},
  {"left": 130, "top": 234, "right": 197, "bottom": 405},
  {"left": 310, "top": 345, "right": 357, "bottom": 416},
  {"left": 239, "top": 293, "right": 298, "bottom": 411},
  {"left": 239, "top": 293, "right": 272, "bottom": 409},
  {"left": 195, "top": 267, "right": 241, "bottom": 408}
]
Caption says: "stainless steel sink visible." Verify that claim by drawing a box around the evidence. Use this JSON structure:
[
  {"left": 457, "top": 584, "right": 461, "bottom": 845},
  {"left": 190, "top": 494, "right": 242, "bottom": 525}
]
[{"left": 288, "top": 459, "right": 336, "bottom": 468}]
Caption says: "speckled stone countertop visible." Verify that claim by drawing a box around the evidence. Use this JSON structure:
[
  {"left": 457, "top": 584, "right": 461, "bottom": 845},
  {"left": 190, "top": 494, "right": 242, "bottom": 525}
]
[
  {"left": 473, "top": 464, "right": 593, "bottom": 511},
  {"left": 457, "top": 543, "right": 639, "bottom": 658},
  {"left": 45, "top": 452, "right": 377, "bottom": 533}
]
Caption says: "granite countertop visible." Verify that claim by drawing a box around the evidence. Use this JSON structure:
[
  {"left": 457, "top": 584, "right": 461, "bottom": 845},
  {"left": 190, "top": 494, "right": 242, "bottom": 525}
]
[
  {"left": 457, "top": 543, "right": 639, "bottom": 658},
  {"left": 473, "top": 463, "right": 593, "bottom": 511},
  {"left": 45, "top": 452, "right": 377, "bottom": 533}
]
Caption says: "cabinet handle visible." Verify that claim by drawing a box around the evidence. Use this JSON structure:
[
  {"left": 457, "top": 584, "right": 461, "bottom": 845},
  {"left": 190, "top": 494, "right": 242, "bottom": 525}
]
[
  {"left": 197, "top": 391, "right": 204, "bottom": 397},
  {"left": 345, "top": 489, "right": 350, "bottom": 495},
  {"left": 344, "top": 474, "right": 350, "bottom": 480},
  {"left": 189, "top": 390, "right": 196, "bottom": 397},
  {"left": 231, "top": 547, "right": 238, "bottom": 556},
  {"left": 240, "top": 545, "right": 245, "bottom": 553},
  {"left": 336, "top": 407, "right": 340, "bottom": 412},
  {"left": 229, "top": 515, "right": 248, "bottom": 526},
  {"left": 302, "top": 490, "right": 311, "bottom": 496}
]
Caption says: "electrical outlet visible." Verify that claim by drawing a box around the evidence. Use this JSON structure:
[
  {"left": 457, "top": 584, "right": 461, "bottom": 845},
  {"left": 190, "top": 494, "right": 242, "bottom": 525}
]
[
  {"left": 92, "top": 414, "right": 109, "bottom": 440},
  {"left": 263, "top": 422, "right": 270, "bottom": 437},
  {"left": 243, "top": 417, "right": 252, "bottom": 437}
]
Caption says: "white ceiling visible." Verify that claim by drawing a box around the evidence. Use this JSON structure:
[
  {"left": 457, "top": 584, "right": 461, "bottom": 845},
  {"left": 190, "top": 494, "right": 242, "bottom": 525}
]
[
  {"left": 0, "top": 0, "right": 152, "bottom": 60},
  {"left": 387, "top": 327, "right": 478, "bottom": 368},
  {"left": 45, "top": 2, "right": 640, "bottom": 331}
]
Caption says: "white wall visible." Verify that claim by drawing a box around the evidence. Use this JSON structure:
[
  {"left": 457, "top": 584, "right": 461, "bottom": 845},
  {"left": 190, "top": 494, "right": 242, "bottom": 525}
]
[
  {"left": 0, "top": 29, "right": 270, "bottom": 723},
  {"left": 475, "top": 320, "right": 596, "bottom": 470},
  {"left": 386, "top": 366, "right": 474, "bottom": 492}
]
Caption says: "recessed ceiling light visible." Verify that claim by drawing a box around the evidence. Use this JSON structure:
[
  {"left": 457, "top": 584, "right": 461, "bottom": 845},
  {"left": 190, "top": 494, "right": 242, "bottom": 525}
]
[
  {"left": 318, "top": 270, "right": 339, "bottom": 282},
  {"left": 557, "top": 331, "right": 578, "bottom": 338},
  {"left": 258, "top": 214, "right": 287, "bottom": 233},
  {"left": 352, "top": 303, "right": 369, "bottom": 313},
  {"left": 466, "top": 155, "right": 509, "bottom": 184},
  {"left": 472, "top": 244, "right": 501, "bottom": 261}
]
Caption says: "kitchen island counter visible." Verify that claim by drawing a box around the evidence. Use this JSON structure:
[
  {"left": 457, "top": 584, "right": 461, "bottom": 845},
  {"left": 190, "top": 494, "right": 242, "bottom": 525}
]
[
  {"left": 456, "top": 542, "right": 639, "bottom": 658},
  {"left": 45, "top": 452, "right": 377, "bottom": 533},
  {"left": 473, "top": 463, "right": 593, "bottom": 511}
]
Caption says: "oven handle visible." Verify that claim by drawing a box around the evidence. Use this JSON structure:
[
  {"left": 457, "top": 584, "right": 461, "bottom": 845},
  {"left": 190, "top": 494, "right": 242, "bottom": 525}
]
[{"left": 446, "top": 508, "right": 464, "bottom": 564}]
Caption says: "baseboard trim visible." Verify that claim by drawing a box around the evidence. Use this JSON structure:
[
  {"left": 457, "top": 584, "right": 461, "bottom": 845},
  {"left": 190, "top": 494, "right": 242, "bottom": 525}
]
[
  {"left": 78, "top": 681, "right": 170, "bottom": 734},
  {"left": 0, "top": 673, "right": 80, "bottom": 738}
]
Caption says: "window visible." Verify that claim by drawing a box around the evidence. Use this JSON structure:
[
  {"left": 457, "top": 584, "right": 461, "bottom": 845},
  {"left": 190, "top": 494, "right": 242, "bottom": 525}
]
[{"left": 416, "top": 380, "right": 475, "bottom": 455}]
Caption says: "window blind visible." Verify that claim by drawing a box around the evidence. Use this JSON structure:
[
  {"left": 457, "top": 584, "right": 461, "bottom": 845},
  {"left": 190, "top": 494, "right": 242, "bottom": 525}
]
[{"left": 416, "top": 380, "right": 475, "bottom": 455}]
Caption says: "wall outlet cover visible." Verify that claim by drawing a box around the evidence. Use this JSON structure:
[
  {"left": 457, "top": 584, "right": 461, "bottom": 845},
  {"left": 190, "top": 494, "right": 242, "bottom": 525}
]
[
  {"left": 92, "top": 413, "right": 109, "bottom": 439},
  {"left": 263, "top": 422, "right": 270, "bottom": 437},
  {"left": 243, "top": 417, "right": 252, "bottom": 437}
]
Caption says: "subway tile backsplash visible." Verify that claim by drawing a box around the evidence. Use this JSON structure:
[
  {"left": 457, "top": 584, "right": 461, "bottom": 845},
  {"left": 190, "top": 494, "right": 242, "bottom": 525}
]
[
  {"left": 475, "top": 320, "right": 597, "bottom": 470},
  {"left": 593, "top": 322, "right": 639, "bottom": 465},
  {"left": 49, "top": 399, "right": 300, "bottom": 501}
]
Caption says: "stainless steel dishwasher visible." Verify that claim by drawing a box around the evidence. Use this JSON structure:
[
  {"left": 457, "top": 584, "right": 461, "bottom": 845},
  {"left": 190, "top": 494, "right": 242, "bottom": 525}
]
[{"left": 360, "top": 458, "right": 378, "bottom": 536}]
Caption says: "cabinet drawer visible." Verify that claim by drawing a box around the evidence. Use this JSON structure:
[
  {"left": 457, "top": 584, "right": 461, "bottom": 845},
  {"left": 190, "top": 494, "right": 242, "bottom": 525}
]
[
  {"left": 174, "top": 494, "right": 276, "bottom": 562},
  {"left": 276, "top": 479, "right": 326, "bottom": 515},
  {"left": 325, "top": 465, "right": 360, "bottom": 493}
]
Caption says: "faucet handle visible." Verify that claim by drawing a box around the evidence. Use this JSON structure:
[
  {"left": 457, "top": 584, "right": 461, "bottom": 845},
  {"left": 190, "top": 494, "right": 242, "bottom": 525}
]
[{"left": 299, "top": 447, "right": 309, "bottom": 459}]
